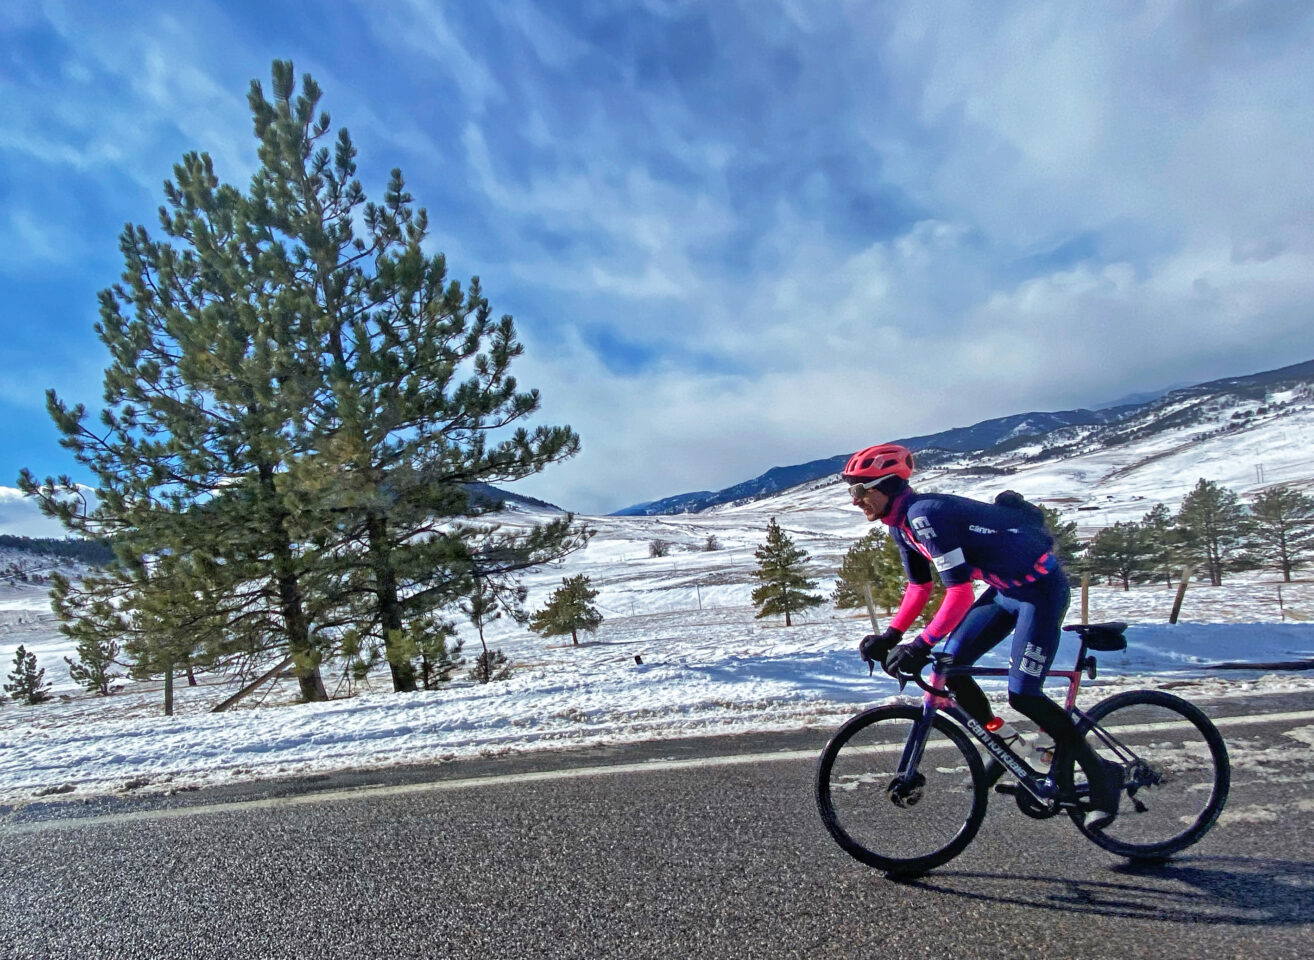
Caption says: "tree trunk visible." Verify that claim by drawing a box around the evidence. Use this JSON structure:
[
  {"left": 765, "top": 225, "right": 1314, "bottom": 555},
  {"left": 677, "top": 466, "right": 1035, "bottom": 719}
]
[
  {"left": 368, "top": 516, "right": 417, "bottom": 692},
  {"left": 260, "top": 464, "right": 326, "bottom": 702},
  {"left": 572, "top": 629, "right": 579, "bottom": 646},
  {"left": 275, "top": 564, "right": 327, "bottom": 702},
  {"left": 211, "top": 655, "right": 295, "bottom": 712}
]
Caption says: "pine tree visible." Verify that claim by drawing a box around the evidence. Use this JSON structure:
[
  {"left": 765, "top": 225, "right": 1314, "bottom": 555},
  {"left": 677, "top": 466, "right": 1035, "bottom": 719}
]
[
  {"left": 529, "top": 574, "right": 603, "bottom": 646},
  {"left": 64, "top": 633, "right": 123, "bottom": 696},
  {"left": 19, "top": 61, "right": 587, "bottom": 699},
  {"left": 1248, "top": 486, "right": 1314, "bottom": 582},
  {"left": 832, "top": 528, "right": 904, "bottom": 613},
  {"left": 1086, "top": 522, "right": 1155, "bottom": 590},
  {"left": 751, "top": 518, "right": 824, "bottom": 627},
  {"left": 459, "top": 575, "right": 526, "bottom": 683},
  {"left": 401, "top": 617, "right": 464, "bottom": 690},
  {"left": 1039, "top": 505, "right": 1084, "bottom": 568},
  {"left": 468, "top": 649, "right": 513, "bottom": 683},
  {"left": 244, "top": 63, "right": 586, "bottom": 692},
  {"left": 50, "top": 552, "right": 246, "bottom": 692},
  {"left": 1140, "top": 502, "right": 1179, "bottom": 585},
  {"left": 5, "top": 646, "right": 52, "bottom": 706},
  {"left": 1176, "top": 478, "right": 1248, "bottom": 586}
]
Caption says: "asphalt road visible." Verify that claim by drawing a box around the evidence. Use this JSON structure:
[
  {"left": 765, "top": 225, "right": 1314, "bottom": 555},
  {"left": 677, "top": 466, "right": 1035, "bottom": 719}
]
[{"left": 2, "top": 689, "right": 1313, "bottom": 960}]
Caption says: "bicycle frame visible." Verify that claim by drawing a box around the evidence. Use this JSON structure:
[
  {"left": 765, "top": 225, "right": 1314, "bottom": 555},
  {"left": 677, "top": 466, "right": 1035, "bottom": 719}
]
[
  {"left": 902, "top": 690, "right": 1060, "bottom": 807},
  {"left": 896, "top": 642, "right": 1105, "bottom": 809}
]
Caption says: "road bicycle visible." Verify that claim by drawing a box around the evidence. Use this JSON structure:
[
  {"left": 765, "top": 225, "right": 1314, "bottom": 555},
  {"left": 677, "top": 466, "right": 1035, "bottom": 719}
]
[{"left": 815, "top": 622, "right": 1231, "bottom": 877}]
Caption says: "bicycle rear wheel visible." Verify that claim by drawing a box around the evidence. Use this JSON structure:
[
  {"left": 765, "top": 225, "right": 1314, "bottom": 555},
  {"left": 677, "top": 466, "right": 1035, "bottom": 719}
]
[
  {"left": 1068, "top": 689, "right": 1230, "bottom": 861},
  {"left": 816, "top": 704, "right": 987, "bottom": 876}
]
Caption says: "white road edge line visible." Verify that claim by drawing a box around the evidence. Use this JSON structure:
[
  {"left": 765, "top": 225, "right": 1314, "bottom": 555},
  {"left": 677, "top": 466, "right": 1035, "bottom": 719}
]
[{"left": 5, "top": 708, "right": 1313, "bottom": 836}]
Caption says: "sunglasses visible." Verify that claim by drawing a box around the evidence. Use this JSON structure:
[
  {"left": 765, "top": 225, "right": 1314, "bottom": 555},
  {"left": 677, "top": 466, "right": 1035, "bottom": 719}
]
[{"left": 848, "top": 481, "right": 884, "bottom": 499}]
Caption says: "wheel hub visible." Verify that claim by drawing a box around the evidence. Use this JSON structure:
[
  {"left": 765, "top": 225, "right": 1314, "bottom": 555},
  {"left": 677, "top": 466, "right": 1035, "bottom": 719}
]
[{"left": 887, "top": 773, "right": 926, "bottom": 808}]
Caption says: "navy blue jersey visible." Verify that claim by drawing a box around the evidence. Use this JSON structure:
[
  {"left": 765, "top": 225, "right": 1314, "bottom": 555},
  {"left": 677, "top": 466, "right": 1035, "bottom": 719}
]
[{"left": 888, "top": 491, "right": 1058, "bottom": 590}]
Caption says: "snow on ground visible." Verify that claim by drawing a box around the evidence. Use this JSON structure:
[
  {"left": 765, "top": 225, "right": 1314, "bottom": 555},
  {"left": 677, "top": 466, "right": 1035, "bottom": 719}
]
[
  {"left": 4, "top": 389, "right": 1314, "bottom": 805},
  {"left": 2, "top": 569, "right": 1313, "bottom": 806}
]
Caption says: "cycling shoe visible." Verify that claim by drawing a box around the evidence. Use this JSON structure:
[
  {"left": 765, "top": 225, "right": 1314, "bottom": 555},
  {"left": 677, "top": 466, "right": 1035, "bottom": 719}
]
[{"left": 1084, "top": 759, "right": 1125, "bottom": 832}]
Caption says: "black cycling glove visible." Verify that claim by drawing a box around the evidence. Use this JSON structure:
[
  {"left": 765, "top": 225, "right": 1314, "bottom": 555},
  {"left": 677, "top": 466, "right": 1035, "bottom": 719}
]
[
  {"left": 858, "top": 627, "right": 904, "bottom": 674},
  {"left": 883, "top": 635, "right": 935, "bottom": 678}
]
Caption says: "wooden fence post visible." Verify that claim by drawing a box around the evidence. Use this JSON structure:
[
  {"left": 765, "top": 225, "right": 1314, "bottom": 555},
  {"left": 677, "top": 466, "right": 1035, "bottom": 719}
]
[
  {"left": 1169, "top": 565, "right": 1194, "bottom": 625},
  {"left": 163, "top": 662, "right": 174, "bottom": 717},
  {"left": 1081, "top": 573, "right": 1090, "bottom": 624},
  {"left": 862, "top": 583, "right": 880, "bottom": 634}
]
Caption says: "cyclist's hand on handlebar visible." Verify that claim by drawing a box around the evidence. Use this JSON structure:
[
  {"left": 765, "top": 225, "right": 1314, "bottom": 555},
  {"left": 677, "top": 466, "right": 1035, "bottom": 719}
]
[
  {"left": 858, "top": 627, "right": 903, "bottom": 675},
  {"left": 883, "top": 635, "right": 934, "bottom": 678}
]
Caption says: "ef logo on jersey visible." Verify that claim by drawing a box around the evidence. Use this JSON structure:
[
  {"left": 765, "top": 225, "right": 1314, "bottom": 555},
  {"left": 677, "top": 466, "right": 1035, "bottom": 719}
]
[
  {"left": 1017, "top": 642, "right": 1047, "bottom": 677},
  {"left": 911, "top": 515, "right": 936, "bottom": 538}
]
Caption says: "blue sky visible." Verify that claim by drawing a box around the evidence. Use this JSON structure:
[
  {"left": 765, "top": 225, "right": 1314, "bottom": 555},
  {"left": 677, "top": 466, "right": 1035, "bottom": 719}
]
[{"left": 2, "top": 0, "right": 1313, "bottom": 534}]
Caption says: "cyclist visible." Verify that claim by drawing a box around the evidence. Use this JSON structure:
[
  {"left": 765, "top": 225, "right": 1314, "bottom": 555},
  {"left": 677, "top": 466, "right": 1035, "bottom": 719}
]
[{"left": 843, "top": 442, "right": 1122, "bottom": 829}]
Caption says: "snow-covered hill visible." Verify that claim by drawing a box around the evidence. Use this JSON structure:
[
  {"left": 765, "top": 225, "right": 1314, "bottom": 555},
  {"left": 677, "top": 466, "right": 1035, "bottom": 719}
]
[
  {"left": 615, "top": 357, "right": 1314, "bottom": 516},
  {"left": 3, "top": 373, "right": 1314, "bottom": 803}
]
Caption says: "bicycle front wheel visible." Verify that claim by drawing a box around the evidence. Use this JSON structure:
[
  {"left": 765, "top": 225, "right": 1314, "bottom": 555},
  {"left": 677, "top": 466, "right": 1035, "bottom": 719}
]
[
  {"left": 1069, "top": 689, "right": 1230, "bottom": 861},
  {"left": 816, "top": 704, "right": 987, "bottom": 876}
]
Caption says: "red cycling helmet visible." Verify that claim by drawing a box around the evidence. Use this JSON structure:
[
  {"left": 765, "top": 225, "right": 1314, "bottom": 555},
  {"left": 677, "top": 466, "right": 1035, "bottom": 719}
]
[{"left": 842, "top": 443, "right": 914, "bottom": 483}]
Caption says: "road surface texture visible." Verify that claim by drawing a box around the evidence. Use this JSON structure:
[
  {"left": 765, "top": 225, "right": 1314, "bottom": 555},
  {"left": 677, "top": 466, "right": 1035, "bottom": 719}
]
[{"left": 2, "top": 690, "right": 1312, "bottom": 959}]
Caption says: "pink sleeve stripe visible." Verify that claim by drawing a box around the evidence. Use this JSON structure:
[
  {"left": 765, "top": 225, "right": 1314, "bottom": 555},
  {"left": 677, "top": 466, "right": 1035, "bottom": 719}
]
[
  {"left": 889, "top": 581, "right": 934, "bottom": 633},
  {"left": 922, "top": 583, "right": 977, "bottom": 643}
]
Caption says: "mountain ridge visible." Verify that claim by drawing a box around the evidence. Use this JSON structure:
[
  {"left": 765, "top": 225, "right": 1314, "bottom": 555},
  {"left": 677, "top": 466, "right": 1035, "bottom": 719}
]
[{"left": 612, "top": 357, "right": 1314, "bottom": 516}]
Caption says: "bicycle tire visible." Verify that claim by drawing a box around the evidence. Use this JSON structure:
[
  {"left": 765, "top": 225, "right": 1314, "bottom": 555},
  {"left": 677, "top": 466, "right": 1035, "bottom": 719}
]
[
  {"left": 1066, "top": 689, "right": 1230, "bottom": 861},
  {"left": 816, "top": 704, "right": 988, "bottom": 876}
]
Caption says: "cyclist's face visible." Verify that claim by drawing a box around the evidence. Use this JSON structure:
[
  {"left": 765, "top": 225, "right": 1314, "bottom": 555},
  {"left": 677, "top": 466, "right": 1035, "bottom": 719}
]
[{"left": 852, "top": 487, "right": 888, "bottom": 522}]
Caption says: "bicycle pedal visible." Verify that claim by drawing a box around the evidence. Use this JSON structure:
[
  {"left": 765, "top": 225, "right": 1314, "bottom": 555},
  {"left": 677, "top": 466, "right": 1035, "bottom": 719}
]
[{"left": 994, "top": 782, "right": 1020, "bottom": 796}]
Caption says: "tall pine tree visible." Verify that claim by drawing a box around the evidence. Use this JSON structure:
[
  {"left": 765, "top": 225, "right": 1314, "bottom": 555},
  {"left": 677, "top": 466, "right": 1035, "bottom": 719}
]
[
  {"left": 244, "top": 63, "right": 586, "bottom": 692},
  {"left": 20, "top": 61, "right": 587, "bottom": 698},
  {"left": 1176, "top": 478, "right": 1249, "bottom": 586},
  {"left": 832, "top": 528, "right": 904, "bottom": 613},
  {"left": 1086, "top": 522, "right": 1155, "bottom": 590},
  {"left": 1248, "top": 486, "right": 1314, "bottom": 582},
  {"left": 751, "top": 518, "right": 824, "bottom": 627}
]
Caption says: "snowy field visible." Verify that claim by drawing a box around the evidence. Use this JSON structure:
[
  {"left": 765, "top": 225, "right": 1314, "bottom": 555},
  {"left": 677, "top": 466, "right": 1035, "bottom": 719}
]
[
  {"left": 3, "top": 386, "right": 1313, "bottom": 805},
  {"left": 2, "top": 569, "right": 1313, "bottom": 806}
]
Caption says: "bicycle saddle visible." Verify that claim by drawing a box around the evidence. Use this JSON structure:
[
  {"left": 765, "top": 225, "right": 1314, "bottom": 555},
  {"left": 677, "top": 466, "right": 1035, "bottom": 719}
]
[{"left": 1062, "top": 621, "right": 1128, "bottom": 651}]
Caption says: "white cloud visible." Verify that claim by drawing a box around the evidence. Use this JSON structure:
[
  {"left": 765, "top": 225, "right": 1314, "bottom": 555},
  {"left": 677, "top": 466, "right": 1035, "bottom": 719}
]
[
  {"left": 359, "top": 0, "right": 504, "bottom": 114},
  {"left": 5, "top": 0, "right": 1312, "bottom": 518},
  {"left": 0, "top": 488, "right": 72, "bottom": 539}
]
